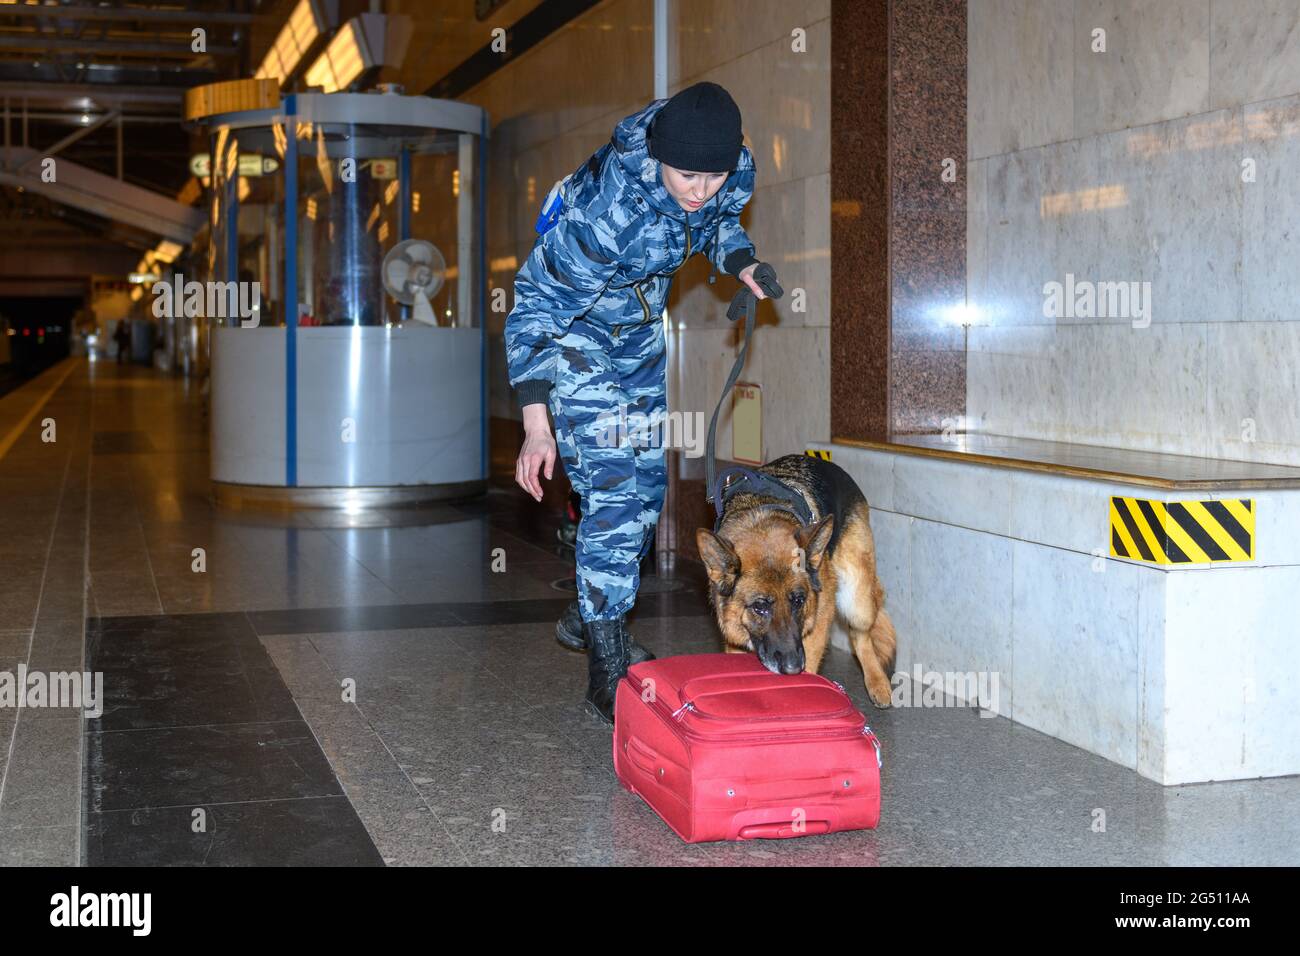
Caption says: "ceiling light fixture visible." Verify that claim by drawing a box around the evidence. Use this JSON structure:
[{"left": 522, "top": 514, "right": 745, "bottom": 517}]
[
  {"left": 303, "top": 17, "right": 372, "bottom": 93},
  {"left": 254, "top": 0, "right": 334, "bottom": 86}
]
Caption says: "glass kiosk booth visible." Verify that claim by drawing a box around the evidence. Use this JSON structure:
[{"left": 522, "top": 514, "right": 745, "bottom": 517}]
[{"left": 187, "top": 82, "right": 487, "bottom": 508}]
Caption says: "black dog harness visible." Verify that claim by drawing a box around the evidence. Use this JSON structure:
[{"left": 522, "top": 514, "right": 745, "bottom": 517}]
[
  {"left": 710, "top": 464, "right": 823, "bottom": 593},
  {"left": 711, "top": 464, "right": 812, "bottom": 530}
]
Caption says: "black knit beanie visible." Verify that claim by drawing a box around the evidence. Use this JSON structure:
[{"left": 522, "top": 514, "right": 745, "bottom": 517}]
[{"left": 648, "top": 82, "right": 743, "bottom": 173}]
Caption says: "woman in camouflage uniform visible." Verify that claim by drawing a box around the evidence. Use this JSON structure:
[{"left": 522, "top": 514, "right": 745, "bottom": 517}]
[{"left": 505, "top": 82, "right": 772, "bottom": 723}]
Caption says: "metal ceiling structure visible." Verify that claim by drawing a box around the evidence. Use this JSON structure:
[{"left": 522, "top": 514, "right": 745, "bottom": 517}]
[
  {"left": 0, "top": 1, "right": 272, "bottom": 263},
  {"left": 0, "top": 1, "right": 250, "bottom": 80}
]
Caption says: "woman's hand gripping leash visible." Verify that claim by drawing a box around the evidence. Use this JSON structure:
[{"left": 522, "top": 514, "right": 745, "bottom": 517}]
[
  {"left": 728, "top": 261, "right": 784, "bottom": 320},
  {"left": 735, "top": 261, "right": 783, "bottom": 303}
]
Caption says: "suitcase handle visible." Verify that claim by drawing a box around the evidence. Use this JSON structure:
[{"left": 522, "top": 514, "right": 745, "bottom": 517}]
[
  {"left": 739, "top": 820, "right": 832, "bottom": 840},
  {"left": 624, "top": 736, "right": 661, "bottom": 777}
]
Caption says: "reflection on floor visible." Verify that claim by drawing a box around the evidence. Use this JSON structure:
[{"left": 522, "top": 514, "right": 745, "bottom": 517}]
[{"left": 1, "top": 359, "right": 1297, "bottom": 865}]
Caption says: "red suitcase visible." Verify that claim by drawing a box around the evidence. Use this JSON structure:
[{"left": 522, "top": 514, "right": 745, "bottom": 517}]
[{"left": 613, "top": 653, "right": 882, "bottom": 843}]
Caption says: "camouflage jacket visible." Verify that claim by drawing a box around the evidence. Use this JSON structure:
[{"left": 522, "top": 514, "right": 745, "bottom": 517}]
[{"left": 505, "top": 98, "right": 758, "bottom": 408}]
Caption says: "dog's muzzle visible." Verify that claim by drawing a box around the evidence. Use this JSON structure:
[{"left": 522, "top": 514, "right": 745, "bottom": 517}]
[{"left": 755, "top": 639, "right": 806, "bottom": 676}]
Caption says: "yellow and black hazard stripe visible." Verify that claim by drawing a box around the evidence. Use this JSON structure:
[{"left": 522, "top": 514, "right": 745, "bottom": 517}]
[
  {"left": 1109, "top": 497, "right": 1254, "bottom": 564},
  {"left": 804, "top": 448, "right": 832, "bottom": 461}
]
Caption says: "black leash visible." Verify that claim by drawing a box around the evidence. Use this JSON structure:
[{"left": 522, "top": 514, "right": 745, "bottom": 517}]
[
  {"left": 701, "top": 266, "right": 824, "bottom": 590},
  {"left": 704, "top": 263, "right": 784, "bottom": 513}
]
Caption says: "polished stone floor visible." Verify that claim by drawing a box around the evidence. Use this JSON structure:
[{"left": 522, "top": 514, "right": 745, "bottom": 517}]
[{"left": 0, "top": 358, "right": 1297, "bottom": 865}]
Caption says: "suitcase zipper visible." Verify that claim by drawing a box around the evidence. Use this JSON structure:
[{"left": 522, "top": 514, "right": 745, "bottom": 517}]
[
  {"left": 671, "top": 693, "right": 856, "bottom": 725},
  {"left": 655, "top": 697, "right": 864, "bottom": 745},
  {"left": 628, "top": 676, "right": 871, "bottom": 746},
  {"left": 679, "top": 726, "right": 870, "bottom": 746},
  {"left": 680, "top": 707, "right": 858, "bottom": 727},
  {"left": 863, "top": 725, "right": 883, "bottom": 769}
]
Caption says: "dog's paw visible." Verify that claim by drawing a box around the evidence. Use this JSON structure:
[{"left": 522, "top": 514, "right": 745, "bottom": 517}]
[{"left": 866, "top": 678, "right": 893, "bottom": 708}]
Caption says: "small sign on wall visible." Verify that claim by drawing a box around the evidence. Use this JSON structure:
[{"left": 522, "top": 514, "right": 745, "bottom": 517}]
[{"left": 732, "top": 381, "right": 761, "bottom": 465}]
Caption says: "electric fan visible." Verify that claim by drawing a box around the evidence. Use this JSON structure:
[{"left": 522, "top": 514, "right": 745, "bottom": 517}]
[{"left": 381, "top": 238, "right": 445, "bottom": 326}]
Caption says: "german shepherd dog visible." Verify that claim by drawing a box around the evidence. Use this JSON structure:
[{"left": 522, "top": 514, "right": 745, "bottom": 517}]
[{"left": 696, "top": 454, "right": 897, "bottom": 707}]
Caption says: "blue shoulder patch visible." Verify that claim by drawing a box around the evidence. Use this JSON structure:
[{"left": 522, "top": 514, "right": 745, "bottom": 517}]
[{"left": 534, "top": 177, "right": 567, "bottom": 235}]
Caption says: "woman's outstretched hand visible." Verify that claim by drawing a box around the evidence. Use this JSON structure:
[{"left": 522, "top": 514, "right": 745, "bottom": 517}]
[{"left": 516, "top": 403, "right": 556, "bottom": 502}]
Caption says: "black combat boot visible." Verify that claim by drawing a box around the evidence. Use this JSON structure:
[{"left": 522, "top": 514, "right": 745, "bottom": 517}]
[
  {"left": 583, "top": 617, "right": 631, "bottom": 724},
  {"left": 555, "top": 599, "right": 655, "bottom": 663}
]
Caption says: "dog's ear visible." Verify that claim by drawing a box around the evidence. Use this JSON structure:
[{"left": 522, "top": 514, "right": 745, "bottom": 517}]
[
  {"left": 796, "top": 515, "right": 834, "bottom": 569},
  {"left": 695, "top": 528, "right": 740, "bottom": 597}
]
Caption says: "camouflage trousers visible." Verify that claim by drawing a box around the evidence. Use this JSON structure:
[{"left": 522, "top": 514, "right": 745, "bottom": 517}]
[{"left": 549, "top": 315, "right": 668, "bottom": 623}]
